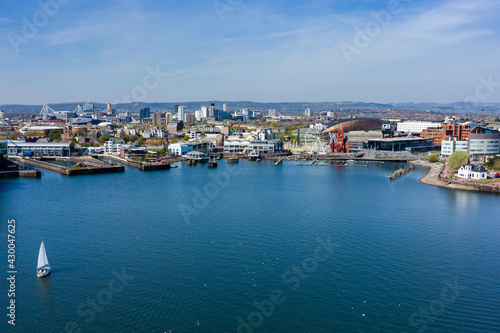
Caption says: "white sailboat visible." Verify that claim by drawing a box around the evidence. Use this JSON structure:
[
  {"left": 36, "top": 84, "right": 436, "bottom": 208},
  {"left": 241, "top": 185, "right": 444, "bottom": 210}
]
[{"left": 36, "top": 241, "right": 51, "bottom": 278}]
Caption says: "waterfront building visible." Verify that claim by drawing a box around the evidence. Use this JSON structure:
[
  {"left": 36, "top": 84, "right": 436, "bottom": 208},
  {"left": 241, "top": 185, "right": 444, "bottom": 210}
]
[
  {"left": 457, "top": 161, "right": 487, "bottom": 180},
  {"left": 223, "top": 140, "right": 252, "bottom": 154},
  {"left": 223, "top": 139, "right": 283, "bottom": 154},
  {"left": 397, "top": 121, "right": 441, "bottom": 133},
  {"left": 168, "top": 139, "right": 213, "bottom": 155},
  {"left": 247, "top": 140, "right": 284, "bottom": 154},
  {"left": 366, "top": 135, "right": 436, "bottom": 152},
  {"left": 7, "top": 141, "right": 73, "bottom": 157}
]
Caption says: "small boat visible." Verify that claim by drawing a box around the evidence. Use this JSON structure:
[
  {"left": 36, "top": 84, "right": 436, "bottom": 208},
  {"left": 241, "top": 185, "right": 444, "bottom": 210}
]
[{"left": 37, "top": 240, "right": 51, "bottom": 278}]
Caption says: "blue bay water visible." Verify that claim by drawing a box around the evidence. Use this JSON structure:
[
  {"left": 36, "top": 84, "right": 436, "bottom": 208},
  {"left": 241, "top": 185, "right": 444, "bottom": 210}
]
[{"left": 1, "top": 160, "right": 499, "bottom": 332}]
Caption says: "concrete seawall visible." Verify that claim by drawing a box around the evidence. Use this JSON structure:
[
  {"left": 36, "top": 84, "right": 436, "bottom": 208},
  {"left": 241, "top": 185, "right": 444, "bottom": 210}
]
[{"left": 411, "top": 160, "right": 500, "bottom": 193}]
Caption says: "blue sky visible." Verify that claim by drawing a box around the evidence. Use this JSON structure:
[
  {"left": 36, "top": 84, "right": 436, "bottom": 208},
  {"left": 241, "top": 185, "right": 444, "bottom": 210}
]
[{"left": 1, "top": 0, "right": 500, "bottom": 105}]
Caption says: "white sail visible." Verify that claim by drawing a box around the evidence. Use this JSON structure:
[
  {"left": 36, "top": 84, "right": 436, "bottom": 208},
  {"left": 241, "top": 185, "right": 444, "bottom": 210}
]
[{"left": 37, "top": 241, "right": 49, "bottom": 269}]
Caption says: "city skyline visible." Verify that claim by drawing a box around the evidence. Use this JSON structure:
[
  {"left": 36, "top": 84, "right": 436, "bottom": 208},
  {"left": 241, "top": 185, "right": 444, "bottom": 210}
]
[{"left": 1, "top": 0, "right": 500, "bottom": 104}]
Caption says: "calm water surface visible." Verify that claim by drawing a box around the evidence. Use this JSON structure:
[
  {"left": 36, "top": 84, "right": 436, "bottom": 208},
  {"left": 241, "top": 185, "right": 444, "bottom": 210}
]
[{"left": 1, "top": 160, "right": 499, "bottom": 332}]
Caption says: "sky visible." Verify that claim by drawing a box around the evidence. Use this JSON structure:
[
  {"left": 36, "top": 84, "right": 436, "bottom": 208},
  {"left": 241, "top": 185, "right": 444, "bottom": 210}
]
[{"left": 1, "top": 0, "right": 500, "bottom": 105}]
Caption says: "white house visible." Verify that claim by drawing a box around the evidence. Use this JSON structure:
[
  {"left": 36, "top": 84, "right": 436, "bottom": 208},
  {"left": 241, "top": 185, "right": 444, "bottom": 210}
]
[{"left": 457, "top": 161, "right": 487, "bottom": 180}]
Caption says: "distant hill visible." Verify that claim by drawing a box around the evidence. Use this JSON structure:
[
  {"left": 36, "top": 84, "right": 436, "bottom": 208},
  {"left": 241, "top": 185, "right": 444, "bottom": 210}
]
[{"left": 1, "top": 101, "right": 499, "bottom": 115}]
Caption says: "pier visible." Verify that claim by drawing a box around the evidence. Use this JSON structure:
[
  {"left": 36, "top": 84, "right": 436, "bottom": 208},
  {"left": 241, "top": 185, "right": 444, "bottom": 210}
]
[
  {"left": 99, "top": 155, "right": 179, "bottom": 171},
  {"left": 11, "top": 156, "right": 124, "bottom": 176}
]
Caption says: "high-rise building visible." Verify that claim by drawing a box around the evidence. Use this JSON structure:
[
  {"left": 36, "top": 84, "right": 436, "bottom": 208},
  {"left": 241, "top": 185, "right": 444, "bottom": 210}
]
[
  {"left": 268, "top": 108, "right": 276, "bottom": 117},
  {"left": 223, "top": 102, "right": 228, "bottom": 112},
  {"left": 305, "top": 108, "right": 312, "bottom": 117},
  {"left": 152, "top": 113, "right": 162, "bottom": 126},
  {"left": 201, "top": 106, "right": 208, "bottom": 118},
  {"left": 140, "top": 107, "right": 151, "bottom": 122},
  {"left": 195, "top": 110, "right": 203, "bottom": 121},
  {"left": 165, "top": 113, "right": 172, "bottom": 124},
  {"left": 175, "top": 104, "right": 184, "bottom": 122},
  {"left": 184, "top": 113, "right": 195, "bottom": 124},
  {"left": 209, "top": 103, "right": 216, "bottom": 117}
]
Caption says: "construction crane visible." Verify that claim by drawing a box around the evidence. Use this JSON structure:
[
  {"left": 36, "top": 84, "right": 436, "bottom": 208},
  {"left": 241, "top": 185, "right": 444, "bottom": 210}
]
[{"left": 6, "top": 138, "right": 33, "bottom": 157}]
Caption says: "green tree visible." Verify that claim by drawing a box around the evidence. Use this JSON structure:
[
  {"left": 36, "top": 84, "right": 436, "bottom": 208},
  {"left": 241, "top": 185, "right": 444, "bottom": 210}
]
[
  {"left": 82, "top": 143, "right": 90, "bottom": 147},
  {"left": 428, "top": 154, "right": 438, "bottom": 163},
  {"left": 155, "top": 138, "right": 163, "bottom": 146},
  {"left": 71, "top": 137, "right": 77, "bottom": 144},
  {"left": 137, "top": 137, "right": 146, "bottom": 147},
  {"left": 484, "top": 156, "right": 500, "bottom": 170},
  {"left": 183, "top": 135, "right": 190, "bottom": 141},
  {"left": 122, "top": 135, "right": 130, "bottom": 143},
  {"left": 52, "top": 133, "right": 61, "bottom": 142},
  {"left": 9, "top": 131, "right": 22, "bottom": 140},
  {"left": 77, "top": 128, "right": 86, "bottom": 137},
  {"left": 93, "top": 143, "right": 100, "bottom": 147},
  {"left": 159, "top": 149, "right": 166, "bottom": 155},
  {"left": 447, "top": 151, "right": 469, "bottom": 171},
  {"left": 98, "top": 135, "right": 110, "bottom": 141},
  {"left": 170, "top": 139, "right": 178, "bottom": 143}
]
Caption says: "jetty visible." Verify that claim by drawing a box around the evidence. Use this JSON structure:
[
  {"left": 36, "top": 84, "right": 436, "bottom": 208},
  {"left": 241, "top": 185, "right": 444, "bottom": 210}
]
[
  {"left": 10, "top": 156, "right": 124, "bottom": 176},
  {"left": 388, "top": 164, "right": 415, "bottom": 180}
]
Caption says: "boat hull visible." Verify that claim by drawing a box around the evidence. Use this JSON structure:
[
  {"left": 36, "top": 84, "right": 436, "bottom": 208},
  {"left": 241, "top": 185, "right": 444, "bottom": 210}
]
[{"left": 37, "top": 266, "right": 51, "bottom": 278}]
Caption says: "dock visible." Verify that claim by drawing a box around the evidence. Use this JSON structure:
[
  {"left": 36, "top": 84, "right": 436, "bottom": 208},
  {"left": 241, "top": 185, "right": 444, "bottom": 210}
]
[
  {"left": 100, "top": 155, "right": 176, "bottom": 171},
  {"left": 11, "top": 156, "right": 124, "bottom": 176}
]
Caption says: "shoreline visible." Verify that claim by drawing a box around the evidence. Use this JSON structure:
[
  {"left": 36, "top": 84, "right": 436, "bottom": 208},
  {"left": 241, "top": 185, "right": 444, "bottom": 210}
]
[{"left": 410, "top": 160, "right": 500, "bottom": 194}]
